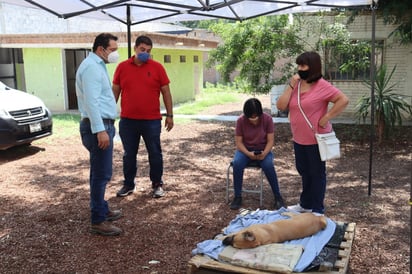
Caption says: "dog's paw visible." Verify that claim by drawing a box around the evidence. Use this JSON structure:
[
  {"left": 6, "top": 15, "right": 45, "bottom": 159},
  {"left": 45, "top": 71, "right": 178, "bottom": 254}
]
[{"left": 281, "top": 211, "right": 298, "bottom": 218}]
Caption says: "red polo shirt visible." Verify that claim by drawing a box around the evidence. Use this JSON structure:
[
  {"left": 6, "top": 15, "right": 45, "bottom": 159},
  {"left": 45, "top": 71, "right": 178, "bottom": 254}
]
[{"left": 113, "top": 56, "right": 170, "bottom": 120}]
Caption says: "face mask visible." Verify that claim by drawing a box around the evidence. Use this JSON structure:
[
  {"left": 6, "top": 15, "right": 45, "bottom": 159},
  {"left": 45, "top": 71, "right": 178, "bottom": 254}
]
[
  {"left": 298, "top": 70, "right": 310, "bottom": 80},
  {"left": 137, "top": 52, "right": 150, "bottom": 63},
  {"left": 107, "top": 50, "right": 119, "bottom": 63}
]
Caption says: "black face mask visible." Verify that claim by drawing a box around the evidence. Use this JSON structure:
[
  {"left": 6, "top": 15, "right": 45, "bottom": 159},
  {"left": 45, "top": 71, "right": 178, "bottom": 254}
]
[{"left": 298, "top": 70, "right": 310, "bottom": 80}]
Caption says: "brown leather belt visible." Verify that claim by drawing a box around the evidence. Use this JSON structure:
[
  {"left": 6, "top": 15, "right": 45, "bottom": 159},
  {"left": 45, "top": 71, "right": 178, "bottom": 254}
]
[{"left": 82, "top": 118, "right": 115, "bottom": 124}]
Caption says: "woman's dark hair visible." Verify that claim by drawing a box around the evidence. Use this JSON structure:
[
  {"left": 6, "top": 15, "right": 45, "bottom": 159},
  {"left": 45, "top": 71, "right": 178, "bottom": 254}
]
[
  {"left": 296, "top": 51, "right": 323, "bottom": 83},
  {"left": 92, "top": 33, "right": 118, "bottom": 52},
  {"left": 135, "top": 35, "right": 153, "bottom": 47},
  {"left": 243, "top": 98, "right": 263, "bottom": 118}
]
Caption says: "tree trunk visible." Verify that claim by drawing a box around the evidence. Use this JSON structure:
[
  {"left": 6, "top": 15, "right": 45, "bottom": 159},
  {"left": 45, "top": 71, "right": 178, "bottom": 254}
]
[{"left": 377, "top": 113, "right": 385, "bottom": 144}]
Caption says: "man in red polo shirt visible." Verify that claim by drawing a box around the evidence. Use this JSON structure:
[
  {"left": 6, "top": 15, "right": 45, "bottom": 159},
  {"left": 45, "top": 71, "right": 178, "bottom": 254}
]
[{"left": 112, "top": 35, "right": 174, "bottom": 199}]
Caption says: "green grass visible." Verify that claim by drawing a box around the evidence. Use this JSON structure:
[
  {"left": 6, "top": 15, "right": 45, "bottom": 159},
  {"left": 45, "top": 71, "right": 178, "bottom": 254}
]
[
  {"left": 49, "top": 84, "right": 244, "bottom": 137},
  {"left": 51, "top": 113, "right": 81, "bottom": 138},
  {"left": 174, "top": 83, "right": 242, "bottom": 115}
]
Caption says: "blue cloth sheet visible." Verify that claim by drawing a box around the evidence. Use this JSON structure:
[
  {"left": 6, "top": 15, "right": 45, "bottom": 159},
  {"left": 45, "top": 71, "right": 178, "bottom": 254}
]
[{"left": 192, "top": 208, "right": 336, "bottom": 272}]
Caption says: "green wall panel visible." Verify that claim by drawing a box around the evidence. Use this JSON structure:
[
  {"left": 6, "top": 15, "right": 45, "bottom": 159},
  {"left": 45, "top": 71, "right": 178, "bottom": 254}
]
[
  {"left": 23, "top": 48, "right": 65, "bottom": 111},
  {"left": 115, "top": 47, "right": 203, "bottom": 105},
  {"left": 21, "top": 46, "right": 204, "bottom": 112}
]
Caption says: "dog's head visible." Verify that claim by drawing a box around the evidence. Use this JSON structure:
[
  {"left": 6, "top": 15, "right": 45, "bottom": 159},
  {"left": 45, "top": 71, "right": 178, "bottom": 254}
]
[{"left": 222, "top": 230, "right": 261, "bottom": 249}]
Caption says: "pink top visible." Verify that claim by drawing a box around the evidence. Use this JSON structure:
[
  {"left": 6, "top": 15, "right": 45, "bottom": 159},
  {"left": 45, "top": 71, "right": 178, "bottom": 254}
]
[
  {"left": 288, "top": 78, "right": 341, "bottom": 145},
  {"left": 235, "top": 112, "right": 274, "bottom": 151}
]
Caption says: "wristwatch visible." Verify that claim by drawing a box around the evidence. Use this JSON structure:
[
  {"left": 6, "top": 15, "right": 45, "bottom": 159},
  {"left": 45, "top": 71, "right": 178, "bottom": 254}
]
[{"left": 166, "top": 114, "right": 173, "bottom": 118}]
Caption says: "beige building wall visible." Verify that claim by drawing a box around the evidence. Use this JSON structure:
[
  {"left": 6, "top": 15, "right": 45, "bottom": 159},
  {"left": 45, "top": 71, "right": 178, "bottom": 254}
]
[{"left": 299, "top": 15, "right": 412, "bottom": 121}]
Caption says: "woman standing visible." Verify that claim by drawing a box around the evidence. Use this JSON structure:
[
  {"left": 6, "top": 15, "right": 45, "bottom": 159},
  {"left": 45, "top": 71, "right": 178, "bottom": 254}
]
[{"left": 277, "top": 51, "right": 348, "bottom": 214}]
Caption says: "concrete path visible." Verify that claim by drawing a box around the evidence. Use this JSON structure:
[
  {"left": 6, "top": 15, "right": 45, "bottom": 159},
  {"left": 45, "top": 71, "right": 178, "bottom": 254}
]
[{"left": 173, "top": 114, "right": 290, "bottom": 123}]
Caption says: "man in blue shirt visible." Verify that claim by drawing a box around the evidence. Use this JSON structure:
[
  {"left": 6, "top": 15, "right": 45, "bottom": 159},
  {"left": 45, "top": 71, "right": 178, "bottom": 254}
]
[{"left": 76, "top": 33, "right": 122, "bottom": 236}]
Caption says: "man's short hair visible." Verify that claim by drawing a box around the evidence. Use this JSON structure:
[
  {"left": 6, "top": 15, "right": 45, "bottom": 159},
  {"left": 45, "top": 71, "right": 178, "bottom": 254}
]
[
  {"left": 135, "top": 35, "right": 153, "bottom": 47},
  {"left": 92, "top": 33, "right": 118, "bottom": 52}
]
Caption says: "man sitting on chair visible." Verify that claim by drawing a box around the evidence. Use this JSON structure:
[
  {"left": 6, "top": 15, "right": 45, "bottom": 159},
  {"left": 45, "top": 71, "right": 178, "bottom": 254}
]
[{"left": 230, "top": 98, "right": 285, "bottom": 210}]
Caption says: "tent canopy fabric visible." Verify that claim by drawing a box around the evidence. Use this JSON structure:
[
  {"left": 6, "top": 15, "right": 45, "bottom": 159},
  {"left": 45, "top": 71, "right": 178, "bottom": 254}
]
[{"left": 2, "top": 0, "right": 373, "bottom": 25}]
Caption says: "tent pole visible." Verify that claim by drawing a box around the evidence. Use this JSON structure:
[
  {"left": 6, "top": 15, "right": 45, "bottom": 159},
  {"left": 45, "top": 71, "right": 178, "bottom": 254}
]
[
  {"left": 410, "top": 161, "right": 412, "bottom": 274},
  {"left": 127, "top": 4, "right": 131, "bottom": 58},
  {"left": 368, "top": 1, "right": 377, "bottom": 196}
]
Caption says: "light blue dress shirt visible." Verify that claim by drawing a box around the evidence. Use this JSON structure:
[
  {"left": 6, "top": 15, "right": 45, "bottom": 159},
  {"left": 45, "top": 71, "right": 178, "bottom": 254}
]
[{"left": 76, "top": 52, "right": 117, "bottom": 133}]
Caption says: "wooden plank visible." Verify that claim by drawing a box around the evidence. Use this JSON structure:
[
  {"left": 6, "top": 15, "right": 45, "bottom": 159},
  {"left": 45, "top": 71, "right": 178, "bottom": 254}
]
[
  {"left": 187, "top": 223, "right": 356, "bottom": 274},
  {"left": 187, "top": 255, "right": 277, "bottom": 274}
]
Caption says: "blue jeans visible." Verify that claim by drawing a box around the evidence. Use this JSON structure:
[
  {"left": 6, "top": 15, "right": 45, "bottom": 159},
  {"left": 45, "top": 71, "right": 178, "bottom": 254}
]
[
  {"left": 119, "top": 118, "right": 163, "bottom": 189},
  {"left": 232, "top": 150, "right": 281, "bottom": 198},
  {"left": 293, "top": 142, "right": 327, "bottom": 214},
  {"left": 80, "top": 120, "right": 115, "bottom": 224}
]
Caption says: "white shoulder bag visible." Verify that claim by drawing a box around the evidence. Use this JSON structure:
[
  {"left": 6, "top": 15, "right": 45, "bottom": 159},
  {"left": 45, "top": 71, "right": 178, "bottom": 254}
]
[{"left": 297, "top": 81, "right": 341, "bottom": 161}]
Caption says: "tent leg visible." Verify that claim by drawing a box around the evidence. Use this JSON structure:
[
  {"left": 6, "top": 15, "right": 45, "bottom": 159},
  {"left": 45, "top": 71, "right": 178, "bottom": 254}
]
[
  {"left": 368, "top": 1, "right": 377, "bottom": 196},
  {"left": 127, "top": 4, "right": 131, "bottom": 58}
]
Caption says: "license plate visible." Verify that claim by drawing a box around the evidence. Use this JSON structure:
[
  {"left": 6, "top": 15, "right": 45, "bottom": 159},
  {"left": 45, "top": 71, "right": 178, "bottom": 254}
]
[{"left": 29, "top": 123, "right": 42, "bottom": 133}]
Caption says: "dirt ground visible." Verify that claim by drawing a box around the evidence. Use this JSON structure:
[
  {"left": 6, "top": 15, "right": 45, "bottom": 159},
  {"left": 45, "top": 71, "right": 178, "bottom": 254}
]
[{"left": 0, "top": 95, "right": 410, "bottom": 274}]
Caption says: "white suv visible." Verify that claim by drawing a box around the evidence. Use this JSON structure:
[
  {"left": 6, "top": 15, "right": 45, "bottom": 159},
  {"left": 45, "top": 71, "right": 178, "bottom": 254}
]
[{"left": 0, "top": 81, "right": 53, "bottom": 150}]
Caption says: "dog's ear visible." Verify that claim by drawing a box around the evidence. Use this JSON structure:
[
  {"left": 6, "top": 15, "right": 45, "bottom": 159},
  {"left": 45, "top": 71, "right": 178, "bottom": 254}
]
[{"left": 242, "top": 231, "right": 256, "bottom": 242}]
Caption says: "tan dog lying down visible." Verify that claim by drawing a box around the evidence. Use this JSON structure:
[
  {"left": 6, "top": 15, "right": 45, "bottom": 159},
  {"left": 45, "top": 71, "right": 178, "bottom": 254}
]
[{"left": 222, "top": 212, "right": 327, "bottom": 249}]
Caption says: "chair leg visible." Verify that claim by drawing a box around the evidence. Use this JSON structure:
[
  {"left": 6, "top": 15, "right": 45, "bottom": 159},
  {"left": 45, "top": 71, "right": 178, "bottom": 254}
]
[
  {"left": 226, "top": 163, "right": 231, "bottom": 203},
  {"left": 259, "top": 169, "right": 264, "bottom": 207},
  {"left": 226, "top": 162, "right": 264, "bottom": 208}
]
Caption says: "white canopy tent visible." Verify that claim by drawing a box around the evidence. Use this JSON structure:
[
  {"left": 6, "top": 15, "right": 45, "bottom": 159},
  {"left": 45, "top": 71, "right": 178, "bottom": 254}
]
[
  {"left": 1, "top": 0, "right": 378, "bottom": 193},
  {"left": 2, "top": 1, "right": 373, "bottom": 23},
  {"left": 2, "top": 0, "right": 373, "bottom": 56}
]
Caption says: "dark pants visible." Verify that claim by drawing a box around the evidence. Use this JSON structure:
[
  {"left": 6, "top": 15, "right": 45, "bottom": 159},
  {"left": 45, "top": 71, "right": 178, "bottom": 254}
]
[
  {"left": 80, "top": 120, "right": 115, "bottom": 224},
  {"left": 232, "top": 150, "right": 281, "bottom": 198},
  {"left": 293, "top": 142, "right": 327, "bottom": 214},
  {"left": 119, "top": 118, "right": 163, "bottom": 189}
]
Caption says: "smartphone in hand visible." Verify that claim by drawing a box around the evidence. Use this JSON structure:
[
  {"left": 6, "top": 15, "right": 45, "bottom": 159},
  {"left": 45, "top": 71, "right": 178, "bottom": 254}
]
[{"left": 253, "top": 151, "right": 262, "bottom": 155}]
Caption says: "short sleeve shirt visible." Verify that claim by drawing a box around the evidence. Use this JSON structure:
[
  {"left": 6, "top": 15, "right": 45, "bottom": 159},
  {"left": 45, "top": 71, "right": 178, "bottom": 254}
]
[
  {"left": 113, "top": 57, "right": 170, "bottom": 120},
  {"left": 235, "top": 112, "right": 274, "bottom": 151},
  {"left": 288, "top": 78, "right": 341, "bottom": 145}
]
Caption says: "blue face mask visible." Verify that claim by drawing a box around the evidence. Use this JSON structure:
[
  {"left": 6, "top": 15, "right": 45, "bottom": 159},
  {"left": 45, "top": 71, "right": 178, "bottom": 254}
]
[{"left": 137, "top": 52, "right": 150, "bottom": 63}]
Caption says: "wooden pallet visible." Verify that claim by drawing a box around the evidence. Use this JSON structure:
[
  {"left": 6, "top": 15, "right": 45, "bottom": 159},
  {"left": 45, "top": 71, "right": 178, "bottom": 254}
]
[{"left": 187, "top": 222, "right": 356, "bottom": 274}]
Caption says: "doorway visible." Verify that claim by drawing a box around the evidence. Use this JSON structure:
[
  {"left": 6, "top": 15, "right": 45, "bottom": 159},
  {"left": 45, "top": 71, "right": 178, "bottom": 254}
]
[
  {"left": 0, "top": 48, "right": 25, "bottom": 89},
  {"left": 65, "top": 49, "right": 90, "bottom": 110}
]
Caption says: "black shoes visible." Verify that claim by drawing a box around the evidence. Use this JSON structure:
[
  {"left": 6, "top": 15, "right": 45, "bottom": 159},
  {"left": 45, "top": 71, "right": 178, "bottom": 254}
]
[
  {"left": 116, "top": 185, "right": 136, "bottom": 197},
  {"left": 274, "top": 196, "right": 285, "bottom": 210},
  {"left": 230, "top": 197, "right": 242, "bottom": 210}
]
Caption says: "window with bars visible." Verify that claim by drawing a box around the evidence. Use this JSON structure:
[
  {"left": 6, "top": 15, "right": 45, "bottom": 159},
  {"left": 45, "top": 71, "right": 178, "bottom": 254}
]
[
  {"left": 164, "top": 55, "right": 171, "bottom": 63},
  {"left": 323, "top": 40, "right": 384, "bottom": 81}
]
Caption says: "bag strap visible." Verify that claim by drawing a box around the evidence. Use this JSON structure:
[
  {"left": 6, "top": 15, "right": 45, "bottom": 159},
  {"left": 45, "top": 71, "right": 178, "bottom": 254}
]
[{"left": 297, "top": 81, "right": 315, "bottom": 133}]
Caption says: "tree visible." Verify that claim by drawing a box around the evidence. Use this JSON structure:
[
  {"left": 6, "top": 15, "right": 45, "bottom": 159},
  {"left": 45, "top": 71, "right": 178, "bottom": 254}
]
[
  {"left": 206, "top": 14, "right": 377, "bottom": 94},
  {"left": 206, "top": 15, "right": 304, "bottom": 94},
  {"left": 356, "top": 65, "right": 412, "bottom": 143},
  {"left": 378, "top": 0, "right": 412, "bottom": 44},
  {"left": 314, "top": 20, "right": 373, "bottom": 80}
]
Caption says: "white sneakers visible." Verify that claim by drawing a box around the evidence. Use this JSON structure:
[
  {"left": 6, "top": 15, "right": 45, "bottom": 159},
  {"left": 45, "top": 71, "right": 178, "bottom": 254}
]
[{"left": 287, "top": 203, "right": 312, "bottom": 213}]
